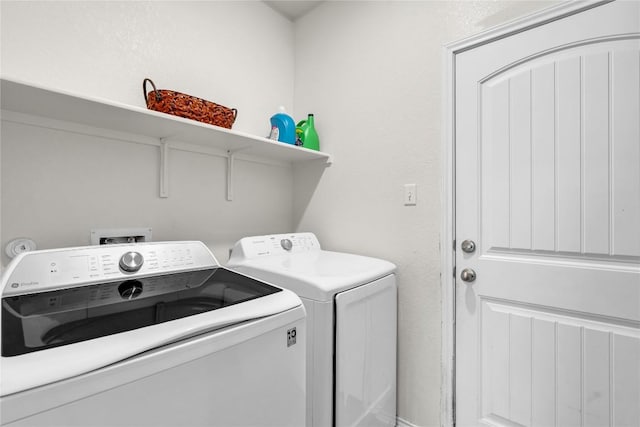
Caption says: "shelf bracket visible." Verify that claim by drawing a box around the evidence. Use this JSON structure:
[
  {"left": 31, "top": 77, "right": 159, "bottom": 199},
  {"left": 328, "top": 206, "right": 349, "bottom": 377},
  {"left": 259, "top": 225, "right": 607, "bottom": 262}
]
[
  {"left": 226, "top": 150, "right": 235, "bottom": 201},
  {"left": 160, "top": 139, "right": 170, "bottom": 198}
]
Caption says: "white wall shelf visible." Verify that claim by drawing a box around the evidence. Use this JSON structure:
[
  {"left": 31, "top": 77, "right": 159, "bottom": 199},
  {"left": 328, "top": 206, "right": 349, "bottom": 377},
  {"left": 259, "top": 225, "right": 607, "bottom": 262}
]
[{"left": 0, "top": 78, "right": 331, "bottom": 199}]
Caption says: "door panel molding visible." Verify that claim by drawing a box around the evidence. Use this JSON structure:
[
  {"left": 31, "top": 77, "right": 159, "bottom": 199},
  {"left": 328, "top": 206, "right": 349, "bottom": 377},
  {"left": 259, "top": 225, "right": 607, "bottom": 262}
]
[
  {"left": 479, "top": 34, "right": 639, "bottom": 85},
  {"left": 482, "top": 298, "right": 640, "bottom": 336},
  {"left": 481, "top": 250, "right": 640, "bottom": 269},
  {"left": 479, "top": 298, "right": 640, "bottom": 425},
  {"left": 478, "top": 39, "right": 640, "bottom": 260}
]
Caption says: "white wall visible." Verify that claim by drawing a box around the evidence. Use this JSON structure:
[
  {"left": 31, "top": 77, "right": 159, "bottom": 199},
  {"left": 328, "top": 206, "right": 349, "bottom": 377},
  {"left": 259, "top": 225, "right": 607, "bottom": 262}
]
[
  {"left": 293, "top": 2, "right": 557, "bottom": 426},
  {"left": 1, "top": 1, "right": 296, "bottom": 265},
  {"left": 1, "top": 0, "right": 294, "bottom": 136}
]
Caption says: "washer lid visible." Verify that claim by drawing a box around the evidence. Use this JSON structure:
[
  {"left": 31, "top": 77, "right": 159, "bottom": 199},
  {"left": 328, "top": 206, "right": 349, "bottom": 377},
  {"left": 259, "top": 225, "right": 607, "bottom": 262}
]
[{"left": 228, "top": 250, "right": 396, "bottom": 302}]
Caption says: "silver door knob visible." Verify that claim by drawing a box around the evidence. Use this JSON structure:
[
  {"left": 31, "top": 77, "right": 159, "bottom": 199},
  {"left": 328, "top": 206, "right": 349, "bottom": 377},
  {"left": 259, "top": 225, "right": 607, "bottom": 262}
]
[
  {"left": 461, "top": 240, "right": 476, "bottom": 253},
  {"left": 460, "top": 268, "right": 476, "bottom": 282}
]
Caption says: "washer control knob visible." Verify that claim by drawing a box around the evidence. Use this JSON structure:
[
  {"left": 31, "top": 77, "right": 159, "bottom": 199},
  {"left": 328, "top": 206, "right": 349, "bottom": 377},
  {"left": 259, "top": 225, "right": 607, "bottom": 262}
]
[
  {"left": 119, "top": 251, "right": 144, "bottom": 273},
  {"left": 281, "top": 239, "right": 293, "bottom": 251}
]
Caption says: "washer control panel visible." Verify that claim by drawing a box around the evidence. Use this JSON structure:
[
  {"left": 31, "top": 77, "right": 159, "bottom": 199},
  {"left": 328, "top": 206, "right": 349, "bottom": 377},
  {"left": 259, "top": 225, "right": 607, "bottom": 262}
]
[
  {"left": 229, "top": 232, "right": 321, "bottom": 261},
  {"left": 1, "top": 241, "right": 217, "bottom": 297}
]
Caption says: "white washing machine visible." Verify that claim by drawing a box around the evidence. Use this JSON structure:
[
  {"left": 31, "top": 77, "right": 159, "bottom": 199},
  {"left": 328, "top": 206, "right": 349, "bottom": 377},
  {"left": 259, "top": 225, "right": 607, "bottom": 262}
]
[
  {"left": 228, "top": 233, "right": 396, "bottom": 427},
  {"left": 1, "top": 241, "right": 306, "bottom": 427}
]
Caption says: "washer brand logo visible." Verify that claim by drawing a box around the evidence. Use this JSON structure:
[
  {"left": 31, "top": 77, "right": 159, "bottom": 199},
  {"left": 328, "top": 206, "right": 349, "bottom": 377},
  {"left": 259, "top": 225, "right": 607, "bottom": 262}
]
[
  {"left": 17, "top": 281, "right": 38, "bottom": 287},
  {"left": 287, "top": 327, "right": 297, "bottom": 347}
]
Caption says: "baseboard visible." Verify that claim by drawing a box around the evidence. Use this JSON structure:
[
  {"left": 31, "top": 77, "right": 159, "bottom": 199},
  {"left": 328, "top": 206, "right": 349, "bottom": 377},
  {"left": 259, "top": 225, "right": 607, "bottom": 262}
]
[{"left": 396, "top": 416, "right": 422, "bottom": 427}]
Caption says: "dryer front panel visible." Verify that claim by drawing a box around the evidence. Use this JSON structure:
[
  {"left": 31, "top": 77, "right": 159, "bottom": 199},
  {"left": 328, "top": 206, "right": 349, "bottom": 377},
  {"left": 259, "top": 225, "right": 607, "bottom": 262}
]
[{"left": 334, "top": 274, "right": 397, "bottom": 427}]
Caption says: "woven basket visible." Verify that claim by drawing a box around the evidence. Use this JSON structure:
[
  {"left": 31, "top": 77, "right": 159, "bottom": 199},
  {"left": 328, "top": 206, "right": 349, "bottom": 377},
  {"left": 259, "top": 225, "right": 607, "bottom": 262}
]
[{"left": 143, "top": 78, "right": 237, "bottom": 129}]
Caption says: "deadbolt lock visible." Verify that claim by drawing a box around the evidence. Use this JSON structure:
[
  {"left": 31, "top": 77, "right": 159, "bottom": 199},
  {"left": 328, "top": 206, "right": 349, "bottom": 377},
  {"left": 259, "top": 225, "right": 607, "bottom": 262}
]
[{"left": 461, "top": 240, "right": 476, "bottom": 254}]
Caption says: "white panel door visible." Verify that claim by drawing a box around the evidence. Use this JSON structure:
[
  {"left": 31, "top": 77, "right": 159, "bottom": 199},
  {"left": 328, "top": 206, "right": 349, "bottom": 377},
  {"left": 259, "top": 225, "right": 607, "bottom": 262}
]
[{"left": 455, "top": 2, "right": 640, "bottom": 426}]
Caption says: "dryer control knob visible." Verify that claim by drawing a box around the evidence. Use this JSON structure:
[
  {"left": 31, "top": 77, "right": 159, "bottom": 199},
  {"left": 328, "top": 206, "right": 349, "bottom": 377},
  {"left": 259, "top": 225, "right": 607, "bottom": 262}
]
[
  {"left": 281, "top": 239, "right": 293, "bottom": 251},
  {"left": 119, "top": 251, "right": 144, "bottom": 273}
]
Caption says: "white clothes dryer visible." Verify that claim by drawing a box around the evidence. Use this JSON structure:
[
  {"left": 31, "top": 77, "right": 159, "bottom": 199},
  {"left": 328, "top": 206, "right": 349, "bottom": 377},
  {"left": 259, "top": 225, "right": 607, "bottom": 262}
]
[
  {"left": 1, "top": 241, "right": 306, "bottom": 427},
  {"left": 228, "top": 233, "right": 397, "bottom": 427}
]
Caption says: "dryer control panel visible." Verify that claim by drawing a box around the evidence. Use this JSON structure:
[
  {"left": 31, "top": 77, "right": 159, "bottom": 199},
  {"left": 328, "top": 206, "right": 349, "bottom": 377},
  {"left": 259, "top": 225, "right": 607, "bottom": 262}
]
[
  {"left": 229, "top": 233, "right": 321, "bottom": 261},
  {"left": 1, "top": 241, "right": 217, "bottom": 297}
]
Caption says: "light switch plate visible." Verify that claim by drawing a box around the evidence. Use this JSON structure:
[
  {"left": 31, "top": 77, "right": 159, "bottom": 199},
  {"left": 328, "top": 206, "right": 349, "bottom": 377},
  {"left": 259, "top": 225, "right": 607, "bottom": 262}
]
[{"left": 404, "top": 183, "right": 417, "bottom": 205}]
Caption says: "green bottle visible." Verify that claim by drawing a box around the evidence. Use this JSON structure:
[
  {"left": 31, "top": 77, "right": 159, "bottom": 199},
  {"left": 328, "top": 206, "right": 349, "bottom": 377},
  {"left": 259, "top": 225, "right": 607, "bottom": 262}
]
[{"left": 296, "top": 114, "right": 320, "bottom": 151}]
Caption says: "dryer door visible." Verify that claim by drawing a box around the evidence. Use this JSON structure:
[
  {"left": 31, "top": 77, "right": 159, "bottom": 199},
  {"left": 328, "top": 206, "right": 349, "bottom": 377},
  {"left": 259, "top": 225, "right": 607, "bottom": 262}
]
[{"left": 334, "top": 274, "right": 396, "bottom": 427}]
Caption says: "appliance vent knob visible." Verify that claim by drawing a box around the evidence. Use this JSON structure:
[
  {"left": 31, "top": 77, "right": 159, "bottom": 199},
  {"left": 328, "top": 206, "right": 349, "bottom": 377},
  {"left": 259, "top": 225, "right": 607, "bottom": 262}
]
[
  {"left": 118, "top": 280, "right": 143, "bottom": 299},
  {"left": 119, "top": 251, "right": 144, "bottom": 273}
]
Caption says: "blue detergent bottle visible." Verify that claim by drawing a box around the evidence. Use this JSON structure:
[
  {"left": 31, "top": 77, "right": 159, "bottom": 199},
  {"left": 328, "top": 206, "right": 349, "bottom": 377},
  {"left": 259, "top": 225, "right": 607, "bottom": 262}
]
[{"left": 269, "top": 106, "right": 296, "bottom": 145}]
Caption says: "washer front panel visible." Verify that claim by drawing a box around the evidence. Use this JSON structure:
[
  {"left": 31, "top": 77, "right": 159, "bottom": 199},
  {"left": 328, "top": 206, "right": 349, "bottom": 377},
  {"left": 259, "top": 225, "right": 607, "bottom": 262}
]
[{"left": 0, "top": 241, "right": 303, "bottom": 397}]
